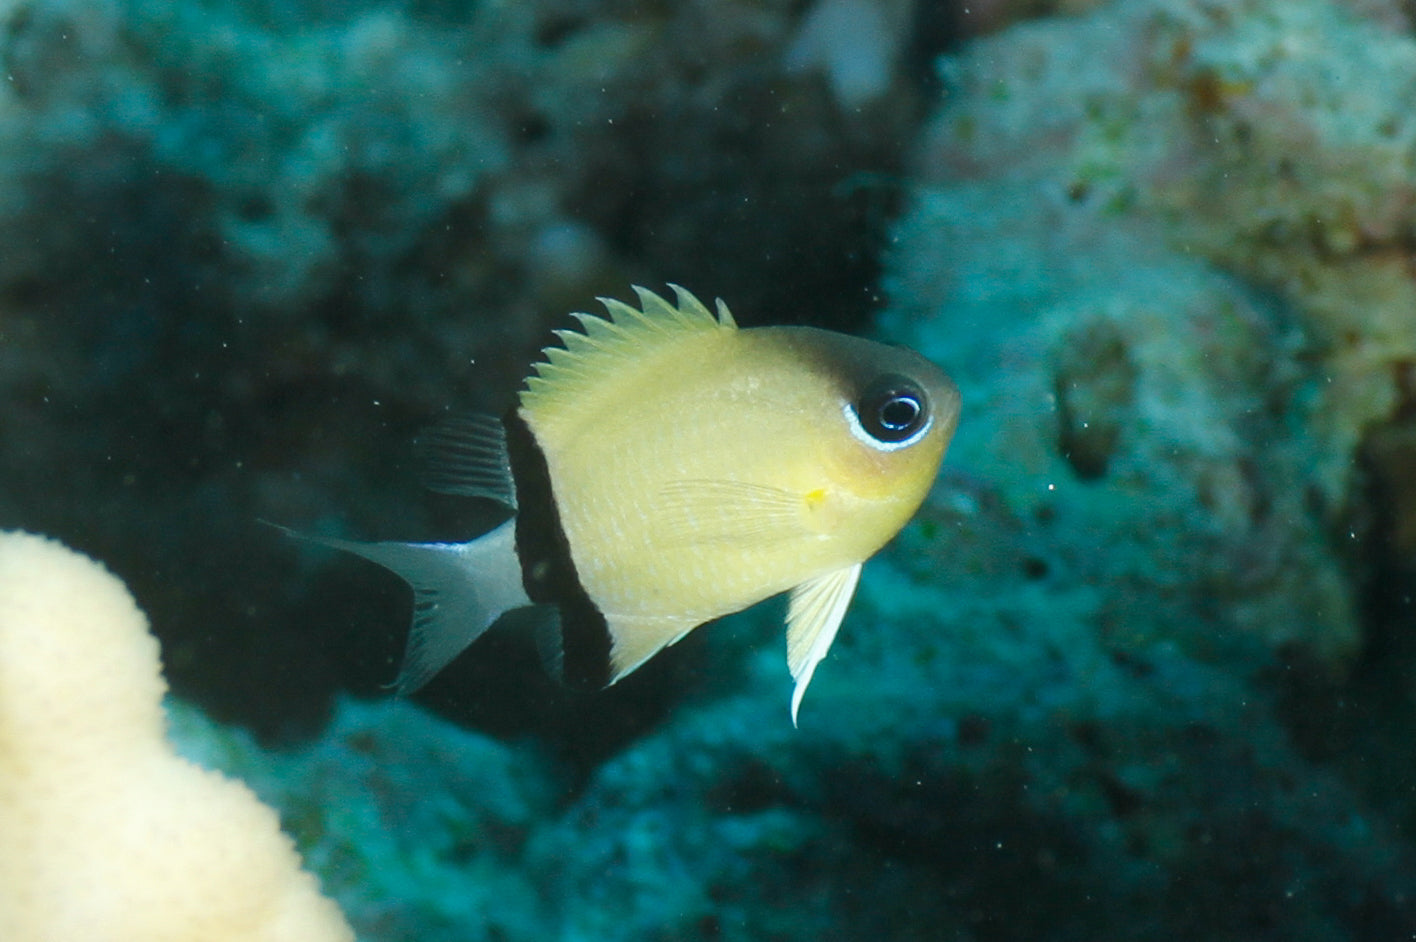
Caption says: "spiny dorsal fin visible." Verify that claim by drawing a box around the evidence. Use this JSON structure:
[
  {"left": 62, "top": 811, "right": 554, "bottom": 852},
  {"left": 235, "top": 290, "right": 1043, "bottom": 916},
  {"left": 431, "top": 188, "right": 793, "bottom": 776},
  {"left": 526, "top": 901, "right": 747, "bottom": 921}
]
[{"left": 519, "top": 284, "right": 735, "bottom": 425}]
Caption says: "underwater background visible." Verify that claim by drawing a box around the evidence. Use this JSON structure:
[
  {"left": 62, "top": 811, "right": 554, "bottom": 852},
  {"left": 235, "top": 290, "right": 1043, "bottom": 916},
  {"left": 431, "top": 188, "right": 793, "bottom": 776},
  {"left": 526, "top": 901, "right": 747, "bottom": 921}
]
[{"left": 3, "top": 0, "right": 1416, "bottom": 937}]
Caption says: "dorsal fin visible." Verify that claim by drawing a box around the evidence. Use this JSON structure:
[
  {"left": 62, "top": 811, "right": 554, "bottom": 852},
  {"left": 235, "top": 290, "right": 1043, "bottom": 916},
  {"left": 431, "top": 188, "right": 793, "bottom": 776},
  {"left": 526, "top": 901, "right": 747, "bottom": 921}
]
[
  {"left": 519, "top": 284, "right": 735, "bottom": 426},
  {"left": 413, "top": 413, "right": 517, "bottom": 509}
]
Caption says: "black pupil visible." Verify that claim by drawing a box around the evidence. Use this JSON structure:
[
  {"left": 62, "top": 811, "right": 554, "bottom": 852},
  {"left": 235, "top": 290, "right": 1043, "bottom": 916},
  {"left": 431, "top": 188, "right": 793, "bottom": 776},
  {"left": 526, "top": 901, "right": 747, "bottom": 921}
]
[
  {"left": 858, "top": 376, "right": 928, "bottom": 444},
  {"left": 879, "top": 396, "right": 919, "bottom": 431}
]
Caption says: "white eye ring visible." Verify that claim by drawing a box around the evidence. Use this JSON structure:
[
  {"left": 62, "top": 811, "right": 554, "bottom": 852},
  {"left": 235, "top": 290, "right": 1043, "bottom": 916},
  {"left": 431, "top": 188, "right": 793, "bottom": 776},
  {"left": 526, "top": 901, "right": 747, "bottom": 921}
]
[{"left": 842, "top": 400, "right": 934, "bottom": 452}]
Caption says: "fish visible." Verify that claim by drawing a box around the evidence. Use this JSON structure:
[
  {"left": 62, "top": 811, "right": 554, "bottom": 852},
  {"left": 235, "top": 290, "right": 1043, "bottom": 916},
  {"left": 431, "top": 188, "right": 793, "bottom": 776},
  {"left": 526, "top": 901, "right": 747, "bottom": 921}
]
[{"left": 282, "top": 285, "right": 959, "bottom": 723}]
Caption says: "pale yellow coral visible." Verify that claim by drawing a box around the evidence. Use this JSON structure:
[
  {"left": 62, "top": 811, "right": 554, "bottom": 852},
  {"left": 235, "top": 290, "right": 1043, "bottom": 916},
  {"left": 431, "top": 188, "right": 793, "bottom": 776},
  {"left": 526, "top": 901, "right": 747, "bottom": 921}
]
[{"left": 0, "top": 530, "right": 354, "bottom": 942}]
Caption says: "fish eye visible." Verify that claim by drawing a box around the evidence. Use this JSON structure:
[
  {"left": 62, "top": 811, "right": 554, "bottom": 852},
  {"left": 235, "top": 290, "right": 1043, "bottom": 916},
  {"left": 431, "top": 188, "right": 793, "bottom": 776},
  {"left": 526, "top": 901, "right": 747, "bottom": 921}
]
[{"left": 848, "top": 374, "right": 932, "bottom": 450}]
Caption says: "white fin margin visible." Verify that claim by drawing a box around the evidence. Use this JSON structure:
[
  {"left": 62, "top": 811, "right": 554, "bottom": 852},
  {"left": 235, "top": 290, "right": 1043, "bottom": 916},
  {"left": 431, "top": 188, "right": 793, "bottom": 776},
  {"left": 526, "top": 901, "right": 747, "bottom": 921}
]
[{"left": 785, "top": 562, "right": 862, "bottom": 727}]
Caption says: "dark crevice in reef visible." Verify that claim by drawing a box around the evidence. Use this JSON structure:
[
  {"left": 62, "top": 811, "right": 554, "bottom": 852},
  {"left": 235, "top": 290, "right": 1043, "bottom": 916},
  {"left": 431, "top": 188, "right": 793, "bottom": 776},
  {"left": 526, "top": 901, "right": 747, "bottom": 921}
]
[{"left": 1280, "top": 361, "right": 1416, "bottom": 830}]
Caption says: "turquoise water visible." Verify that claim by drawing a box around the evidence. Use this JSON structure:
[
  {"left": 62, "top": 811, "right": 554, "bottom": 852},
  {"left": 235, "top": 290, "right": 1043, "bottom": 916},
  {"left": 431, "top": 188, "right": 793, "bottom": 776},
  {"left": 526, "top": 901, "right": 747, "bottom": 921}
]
[{"left": 3, "top": 0, "right": 1416, "bottom": 938}]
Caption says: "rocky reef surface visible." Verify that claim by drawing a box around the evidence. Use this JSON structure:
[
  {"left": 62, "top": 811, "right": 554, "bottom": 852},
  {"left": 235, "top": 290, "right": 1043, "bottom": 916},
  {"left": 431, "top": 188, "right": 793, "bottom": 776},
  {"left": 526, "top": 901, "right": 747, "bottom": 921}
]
[{"left": 4, "top": 0, "right": 1416, "bottom": 938}]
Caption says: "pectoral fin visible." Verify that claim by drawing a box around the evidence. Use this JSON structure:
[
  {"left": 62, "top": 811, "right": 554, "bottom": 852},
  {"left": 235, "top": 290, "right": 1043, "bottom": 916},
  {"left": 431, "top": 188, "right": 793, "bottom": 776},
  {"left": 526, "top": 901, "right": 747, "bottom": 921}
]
[
  {"left": 785, "top": 562, "right": 862, "bottom": 726},
  {"left": 657, "top": 479, "right": 812, "bottom": 547}
]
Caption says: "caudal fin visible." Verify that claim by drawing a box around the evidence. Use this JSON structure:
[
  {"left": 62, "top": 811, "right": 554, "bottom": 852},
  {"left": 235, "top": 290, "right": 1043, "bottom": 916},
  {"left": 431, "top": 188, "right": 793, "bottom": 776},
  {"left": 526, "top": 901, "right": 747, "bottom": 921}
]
[{"left": 268, "top": 519, "right": 532, "bottom": 693}]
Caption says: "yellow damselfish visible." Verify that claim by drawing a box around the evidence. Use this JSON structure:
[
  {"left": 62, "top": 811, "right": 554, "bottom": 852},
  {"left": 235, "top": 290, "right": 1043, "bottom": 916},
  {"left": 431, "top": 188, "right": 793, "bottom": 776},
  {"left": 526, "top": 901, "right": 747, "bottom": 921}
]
[{"left": 295, "top": 286, "right": 959, "bottom": 723}]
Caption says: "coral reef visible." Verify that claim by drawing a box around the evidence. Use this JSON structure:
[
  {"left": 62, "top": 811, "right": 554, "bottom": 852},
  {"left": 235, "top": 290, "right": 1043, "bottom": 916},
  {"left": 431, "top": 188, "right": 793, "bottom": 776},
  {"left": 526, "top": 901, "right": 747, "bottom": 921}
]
[
  {"left": 884, "top": 0, "right": 1416, "bottom": 671},
  {"left": 873, "top": 0, "right": 1416, "bottom": 931},
  {"left": 0, "top": 530, "right": 352, "bottom": 942},
  {"left": 3, "top": 0, "right": 1416, "bottom": 938},
  {"left": 168, "top": 697, "right": 559, "bottom": 942},
  {"left": 176, "top": 525, "right": 1416, "bottom": 940},
  {"left": 889, "top": 202, "right": 1359, "bottom": 669},
  {"left": 898, "top": 0, "right": 1416, "bottom": 522}
]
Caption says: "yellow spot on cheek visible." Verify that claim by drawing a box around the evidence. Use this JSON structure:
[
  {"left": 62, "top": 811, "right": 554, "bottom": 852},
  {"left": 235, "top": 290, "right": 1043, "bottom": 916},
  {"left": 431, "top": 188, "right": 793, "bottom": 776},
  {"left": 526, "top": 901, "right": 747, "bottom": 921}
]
[{"left": 802, "top": 487, "right": 840, "bottom": 535}]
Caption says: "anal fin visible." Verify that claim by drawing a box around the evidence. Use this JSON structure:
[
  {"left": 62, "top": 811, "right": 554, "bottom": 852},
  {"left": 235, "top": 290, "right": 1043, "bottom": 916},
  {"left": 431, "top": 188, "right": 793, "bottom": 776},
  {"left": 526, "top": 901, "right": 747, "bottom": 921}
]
[
  {"left": 606, "top": 612, "right": 702, "bottom": 685},
  {"left": 529, "top": 608, "right": 698, "bottom": 690},
  {"left": 785, "top": 563, "right": 862, "bottom": 726}
]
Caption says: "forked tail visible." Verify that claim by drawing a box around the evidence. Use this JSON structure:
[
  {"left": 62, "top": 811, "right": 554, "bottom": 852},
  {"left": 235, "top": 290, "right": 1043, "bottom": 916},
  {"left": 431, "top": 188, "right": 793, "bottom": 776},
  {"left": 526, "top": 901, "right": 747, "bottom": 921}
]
[{"left": 268, "top": 519, "right": 532, "bottom": 693}]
